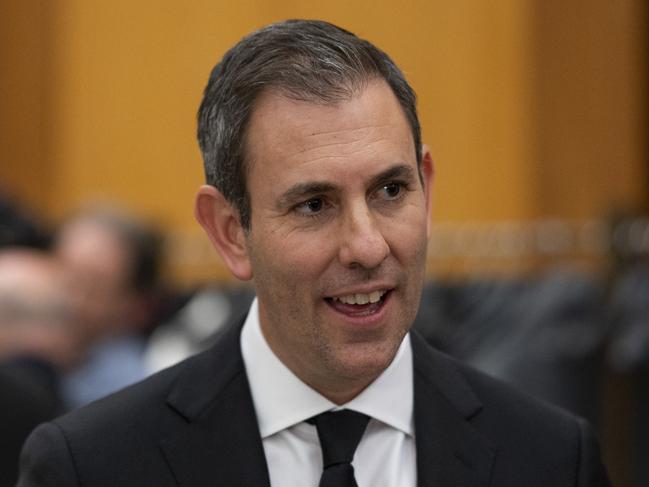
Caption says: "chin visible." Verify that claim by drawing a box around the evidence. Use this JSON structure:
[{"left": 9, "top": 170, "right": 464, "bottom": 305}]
[{"left": 331, "top": 339, "right": 401, "bottom": 382}]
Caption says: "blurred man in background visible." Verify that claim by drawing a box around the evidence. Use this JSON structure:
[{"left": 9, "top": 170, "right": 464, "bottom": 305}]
[
  {"left": 0, "top": 249, "right": 77, "bottom": 486},
  {"left": 54, "top": 206, "right": 162, "bottom": 409},
  {"left": 0, "top": 249, "right": 79, "bottom": 370}
]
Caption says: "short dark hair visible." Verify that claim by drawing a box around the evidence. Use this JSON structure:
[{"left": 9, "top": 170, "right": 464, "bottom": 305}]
[{"left": 197, "top": 19, "right": 421, "bottom": 229}]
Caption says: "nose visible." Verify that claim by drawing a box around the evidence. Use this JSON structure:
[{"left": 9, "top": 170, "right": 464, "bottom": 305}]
[{"left": 338, "top": 204, "right": 390, "bottom": 269}]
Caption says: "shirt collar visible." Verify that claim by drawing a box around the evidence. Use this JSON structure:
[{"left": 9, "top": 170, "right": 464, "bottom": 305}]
[{"left": 240, "top": 298, "right": 414, "bottom": 439}]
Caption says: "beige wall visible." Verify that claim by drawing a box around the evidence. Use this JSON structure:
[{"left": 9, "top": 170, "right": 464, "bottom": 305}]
[{"left": 1, "top": 0, "right": 646, "bottom": 281}]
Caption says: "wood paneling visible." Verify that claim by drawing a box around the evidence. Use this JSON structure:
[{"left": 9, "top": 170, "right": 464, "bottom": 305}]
[{"left": 1, "top": 1, "right": 646, "bottom": 282}]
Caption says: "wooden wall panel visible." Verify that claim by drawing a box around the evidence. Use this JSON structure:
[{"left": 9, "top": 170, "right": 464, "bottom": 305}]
[
  {"left": 0, "top": 1, "right": 53, "bottom": 214},
  {"left": 2, "top": 1, "right": 646, "bottom": 282}
]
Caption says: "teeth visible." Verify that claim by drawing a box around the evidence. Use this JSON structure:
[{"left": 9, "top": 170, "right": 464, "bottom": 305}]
[{"left": 334, "top": 290, "right": 386, "bottom": 305}]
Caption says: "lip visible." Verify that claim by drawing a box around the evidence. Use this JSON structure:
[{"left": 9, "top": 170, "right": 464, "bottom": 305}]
[
  {"left": 325, "top": 284, "right": 394, "bottom": 299},
  {"left": 323, "top": 289, "right": 393, "bottom": 327}
]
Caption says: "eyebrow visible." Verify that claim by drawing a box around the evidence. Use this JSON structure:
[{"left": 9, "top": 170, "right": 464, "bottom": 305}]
[
  {"left": 277, "top": 164, "right": 416, "bottom": 209},
  {"left": 278, "top": 182, "right": 337, "bottom": 209},
  {"left": 369, "top": 164, "right": 416, "bottom": 188}
]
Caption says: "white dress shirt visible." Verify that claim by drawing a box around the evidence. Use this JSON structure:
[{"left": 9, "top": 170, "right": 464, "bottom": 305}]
[{"left": 241, "top": 298, "right": 416, "bottom": 487}]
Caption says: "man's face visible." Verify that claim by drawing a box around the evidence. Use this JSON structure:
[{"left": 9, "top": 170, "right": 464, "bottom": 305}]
[
  {"left": 56, "top": 220, "right": 133, "bottom": 341},
  {"left": 242, "top": 79, "right": 432, "bottom": 401}
]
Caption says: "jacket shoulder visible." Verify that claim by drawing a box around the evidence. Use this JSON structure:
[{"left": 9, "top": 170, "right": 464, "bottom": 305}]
[
  {"left": 18, "top": 321, "right": 246, "bottom": 486},
  {"left": 412, "top": 332, "right": 610, "bottom": 486}
]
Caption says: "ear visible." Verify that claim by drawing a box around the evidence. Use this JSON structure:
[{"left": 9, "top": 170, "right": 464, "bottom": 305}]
[
  {"left": 194, "top": 185, "right": 252, "bottom": 280},
  {"left": 420, "top": 144, "right": 435, "bottom": 239}
]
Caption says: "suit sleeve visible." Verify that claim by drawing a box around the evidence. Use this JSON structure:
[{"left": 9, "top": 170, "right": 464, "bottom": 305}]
[
  {"left": 576, "top": 418, "right": 612, "bottom": 487},
  {"left": 16, "top": 422, "right": 80, "bottom": 487}
]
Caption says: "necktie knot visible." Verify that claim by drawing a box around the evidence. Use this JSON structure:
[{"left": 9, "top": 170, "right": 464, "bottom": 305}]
[{"left": 308, "top": 409, "right": 370, "bottom": 486}]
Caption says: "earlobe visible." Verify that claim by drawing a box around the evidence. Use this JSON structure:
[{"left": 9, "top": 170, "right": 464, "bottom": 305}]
[
  {"left": 194, "top": 185, "right": 253, "bottom": 280},
  {"left": 420, "top": 144, "right": 435, "bottom": 238}
]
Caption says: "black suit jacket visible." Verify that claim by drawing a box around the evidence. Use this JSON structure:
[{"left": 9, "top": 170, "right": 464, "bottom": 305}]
[
  {"left": 1, "top": 360, "right": 61, "bottom": 487},
  {"left": 17, "top": 317, "right": 611, "bottom": 486}
]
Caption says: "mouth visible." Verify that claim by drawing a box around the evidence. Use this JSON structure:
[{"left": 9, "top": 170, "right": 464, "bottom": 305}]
[{"left": 324, "top": 289, "right": 392, "bottom": 317}]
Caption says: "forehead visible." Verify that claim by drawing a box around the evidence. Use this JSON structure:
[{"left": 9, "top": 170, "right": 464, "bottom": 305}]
[{"left": 244, "top": 79, "right": 416, "bottom": 188}]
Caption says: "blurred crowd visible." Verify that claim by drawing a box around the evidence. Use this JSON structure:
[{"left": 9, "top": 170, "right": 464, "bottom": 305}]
[
  {"left": 0, "top": 195, "right": 252, "bottom": 485},
  {"left": 1, "top": 198, "right": 149, "bottom": 484}
]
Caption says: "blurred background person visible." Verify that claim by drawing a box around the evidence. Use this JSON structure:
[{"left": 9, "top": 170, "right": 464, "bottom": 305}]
[
  {"left": 55, "top": 205, "right": 163, "bottom": 410},
  {"left": 0, "top": 247, "right": 79, "bottom": 486},
  {"left": 0, "top": 248, "right": 80, "bottom": 378}
]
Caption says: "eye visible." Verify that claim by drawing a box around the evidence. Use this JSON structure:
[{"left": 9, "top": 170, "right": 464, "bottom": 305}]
[
  {"left": 380, "top": 182, "right": 403, "bottom": 199},
  {"left": 295, "top": 197, "right": 326, "bottom": 215}
]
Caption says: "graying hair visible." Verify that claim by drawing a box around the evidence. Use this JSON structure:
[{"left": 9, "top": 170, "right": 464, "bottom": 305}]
[{"left": 197, "top": 19, "right": 421, "bottom": 229}]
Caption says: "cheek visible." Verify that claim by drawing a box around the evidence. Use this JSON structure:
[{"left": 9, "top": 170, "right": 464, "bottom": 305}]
[
  {"left": 249, "top": 229, "right": 333, "bottom": 294},
  {"left": 276, "top": 229, "right": 336, "bottom": 274},
  {"left": 384, "top": 210, "right": 429, "bottom": 260}
]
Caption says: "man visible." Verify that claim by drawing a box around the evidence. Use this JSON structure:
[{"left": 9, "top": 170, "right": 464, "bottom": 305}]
[
  {"left": 0, "top": 250, "right": 74, "bottom": 486},
  {"left": 18, "top": 20, "right": 611, "bottom": 486},
  {"left": 54, "top": 207, "right": 161, "bottom": 409}
]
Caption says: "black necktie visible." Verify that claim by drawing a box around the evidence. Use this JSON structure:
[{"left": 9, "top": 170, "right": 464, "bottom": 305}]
[{"left": 309, "top": 409, "right": 370, "bottom": 487}]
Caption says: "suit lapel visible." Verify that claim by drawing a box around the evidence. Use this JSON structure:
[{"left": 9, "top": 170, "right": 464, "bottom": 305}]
[
  {"left": 155, "top": 319, "right": 495, "bottom": 487},
  {"left": 159, "top": 317, "right": 271, "bottom": 487},
  {"left": 411, "top": 331, "right": 496, "bottom": 487}
]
